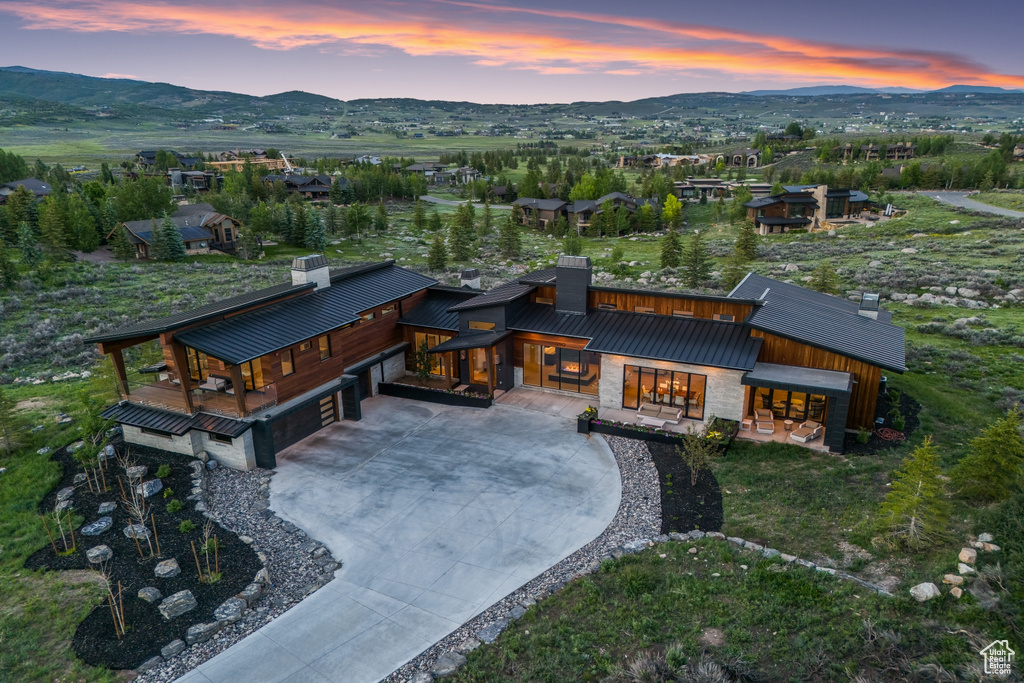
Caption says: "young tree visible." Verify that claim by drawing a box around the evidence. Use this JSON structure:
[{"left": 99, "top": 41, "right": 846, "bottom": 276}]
[
  {"left": 0, "top": 384, "right": 17, "bottom": 454},
  {"left": 329, "top": 177, "right": 344, "bottom": 204},
  {"left": 236, "top": 227, "right": 262, "bottom": 261},
  {"left": 498, "top": 215, "right": 521, "bottom": 259},
  {"left": 682, "top": 229, "right": 711, "bottom": 287},
  {"left": 412, "top": 200, "right": 426, "bottom": 231},
  {"left": 427, "top": 227, "right": 448, "bottom": 271},
  {"left": 38, "top": 198, "right": 72, "bottom": 262},
  {"left": 730, "top": 186, "right": 753, "bottom": 224},
  {"left": 344, "top": 203, "right": 370, "bottom": 239},
  {"left": 110, "top": 225, "right": 137, "bottom": 261},
  {"left": 563, "top": 230, "right": 583, "bottom": 256},
  {"left": 154, "top": 215, "right": 186, "bottom": 261},
  {"left": 552, "top": 215, "right": 569, "bottom": 239},
  {"left": 660, "top": 227, "right": 681, "bottom": 269},
  {"left": 874, "top": 436, "right": 952, "bottom": 550},
  {"left": 720, "top": 252, "right": 749, "bottom": 291},
  {"left": 479, "top": 200, "right": 493, "bottom": 237},
  {"left": 734, "top": 221, "right": 759, "bottom": 261},
  {"left": 0, "top": 240, "right": 17, "bottom": 290},
  {"left": 636, "top": 203, "right": 656, "bottom": 233},
  {"left": 414, "top": 338, "right": 433, "bottom": 385},
  {"left": 661, "top": 194, "right": 683, "bottom": 230},
  {"left": 808, "top": 261, "right": 841, "bottom": 295},
  {"left": 951, "top": 406, "right": 1024, "bottom": 502},
  {"left": 374, "top": 200, "right": 389, "bottom": 234},
  {"left": 304, "top": 209, "right": 328, "bottom": 252},
  {"left": 16, "top": 222, "right": 42, "bottom": 268}
]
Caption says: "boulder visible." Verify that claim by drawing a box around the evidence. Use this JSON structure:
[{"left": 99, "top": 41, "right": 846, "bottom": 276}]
[
  {"left": 909, "top": 582, "right": 940, "bottom": 602},
  {"left": 238, "top": 582, "right": 263, "bottom": 605},
  {"left": 185, "top": 621, "right": 221, "bottom": 645},
  {"left": 957, "top": 288, "right": 981, "bottom": 298},
  {"left": 784, "top": 263, "right": 800, "bottom": 272},
  {"left": 958, "top": 563, "right": 977, "bottom": 575},
  {"left": 950, "top": 586, "right": 963, "bottom": 599},
  {"left": 155, "top": 558, "right": 180, "bottom": 579},
  {"left": 138, "top": 587, "right": 162, "bottom": 603},
  {"left": 983, "top": 543, "right": 1001, "bottom": 552},
  {"left": 430, "top": 652, "right": 467, "bottom": 677},
  {"left": 161, "top": 639, "right": 186, "bottom": 659},
  {"left": 73, "top": 473, "right": 88, "bottom": 485},
  {"left": 81, "top": 516, "right": 113, "bottom": 536},
  {"left": 86, "top": 545, "right": 113, "bottom": 564},
  {"left": 97, "top": 501, "right": 117, "bottom": 515},
  {"left": 126, "top": 465, "right": 148, "bottom": 481},
  {"left": 977, "top": 532, "right": 993, "bottom": 543},
  {"left": 136, "top": 655, "right": 163, "bottom": 673},
  {"left": 410, "top": 673, "right": 433, "bottom": 683},
  {"left": 158, "top": 590, "right": 198, "bottom": 620},
  {"left": 942, "top": 574, "right": 964, "bottom": 586},
  {"left": 477, "top": 619, "right": 509, "bottom": 644},
  {"left": 456, "top": 637, "right": 481, "bottom": 654},
  {"left": 509, "top": 605, "right": 526, "bottom": 620},
  {"left": 762, "top": 548, "right": 781, "bottom": 559},
  {"left": 959, "top": 547, "right": 977, "bottom": 564},
  {"left": 123, "top": 523, "right": 150, "bottom": 539},
  {"left": 56, "top": 487, "right": 75, "bottom": 502},
  {"left": 137, "top": 479, "right": 163, "bottom": 498},
  {"left": 901, "top": 247, "right": 918, "bottom": 254},
  {"left": 214, "top": 597, "right": 247, "bottom": 625},
  {"left": 67, "top": 440, "right": 84, "bottom": 453}
]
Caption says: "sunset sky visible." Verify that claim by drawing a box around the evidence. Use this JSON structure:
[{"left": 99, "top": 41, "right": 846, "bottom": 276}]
[{"left": 1, "top": 0, "right": 1022, "bottom": 103}]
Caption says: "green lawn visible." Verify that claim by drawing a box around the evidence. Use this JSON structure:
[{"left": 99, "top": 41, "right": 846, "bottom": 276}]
[{"left": 972, "top": 190, "right": 1024, "bottom": 212}]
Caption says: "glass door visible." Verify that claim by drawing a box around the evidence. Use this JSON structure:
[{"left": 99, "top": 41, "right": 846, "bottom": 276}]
[{"left": 469, "top": 348, "right": 489, "bottom": 385}]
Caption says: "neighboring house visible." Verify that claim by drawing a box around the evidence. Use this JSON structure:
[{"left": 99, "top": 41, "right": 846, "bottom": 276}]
[
  {"left": 1013, "top": 143, "right": 1024, "bottom": 161},
  {"left": 136, "top": 150, "right": 202, "bottom": 169},
  {"left": 513, "top": 192, "right": 655, "bottom": 232},
  {"left": 109, "top": 203, "right": 240, "bottom": 258},
  {"left": 0, "top": 177, "right": 52, "bottom": 204},
  {"left": 489, "top": 185, "right": 511, "bottom": 202},
  {"left": 673, "top": 178, "right": 727, "bottom": 200},
  {"left": 861, "top": 143, "right": 916, "bottom": 162},
  {"left": 744, "top": 184, "right": 872, "bottom": 235},
  {"left": 403, "top": 162, "right": 451, "bottom": 184},
  {"left": 718, "top": 148, "right": 760, "bottom": 168},
  {"left": 92, "top": 256, "right": 905, "bottom": 468},
  {"left": 263, "top": 174, "right": 340, "bottom": 199}
]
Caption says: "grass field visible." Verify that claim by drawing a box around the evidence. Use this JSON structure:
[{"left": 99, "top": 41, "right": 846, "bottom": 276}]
[{"left": 973, "top": 190, "right": 1024, "bottom": 211}]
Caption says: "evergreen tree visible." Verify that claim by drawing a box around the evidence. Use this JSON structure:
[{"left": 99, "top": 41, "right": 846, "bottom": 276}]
[
  {"left": 374, "top": 200, "right": 388, "bottom": 234},
  {"left": 720, "top": 252, "right": 749, "bottom": 291},
  {"left": 553, "top": 216, "right": 569, "bottom": 239},
  {"left": 562, "top": 230, "right": 583, "bottom": 256},
  {"left": 448, "top": 219, "right": 470, "bottom": 263},
  {"left": 330, "top": 177, "right": 344, "bottom": 204},
  {"left": 951, "top": 406, "right": 1024, "bottom": 502},
  {"left": 281, "top": 202, "right": 296, "bottom": 242},
  {"left": 808, "top": 261, "right": 841, "bottom": 294},
  {"left": 770, "top": 181, "right": 784, "bottom": 195},
  {"left": 154, "top": 214, "right": 186, "bottom": 261},
  {"left": 413, "top": 200, "right": 426, "bottom": 231},
  {"left": 734, "top": 221, "right": 759, "bottom": 261},
  {"left": 236, "top": 227, "right": 262, "bottom": 261},
  {"left": 304, "top": 209, "right": 328, "bottom": 252},
  {"left": 344, "top": 203, "right": 370, "bottom": 239},
  {"left": 682, "top": 229, "right": 711, "bottom": 287},
  {"left": 660, "top": 227, "right": 681, "bottom": 269},
  {"left": 0, "top": 239, "right": 17, "bottom": 289},
  {"left": 637, "top": 203, "right": 656, "bottom": 233},
  {"left": 110, "top": 225, "right": 137, "bottom": 260},
  {"left": 5, "top": 185, "right": 37, "bottom": 239},
  {"left": 479, "top": 200, "right": 493, "bottom": 237},
  {"left": 16, "top": 222, "right": 42, "bottom": 268},
  {"left": 874, "top": 436, "right": 952, "bottom": 550},
  {"left": 38, "top": 198, "right": 71, "bottom": 262},
  {"left": 427, "top": 227, "right": 448, "bottom": 271},
  {"left": 730, "top": 186, "right": 753, "bottom": 223},
  {"left": 428, "top": 208, "right": 443, "bottom": 234},
  {"left": 291, "top": 203, "right": 307, "bottom": 246},
  {"left": 66, "top": 193, "right": 99, "bottom": 252},
  {"left": 498, "top": 216, "right": 521, "bottom": 259}
]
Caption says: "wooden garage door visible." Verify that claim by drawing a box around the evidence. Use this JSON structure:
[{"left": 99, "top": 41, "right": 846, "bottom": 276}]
[{"left": 271, "top": 395, "right": 336, "bottom": 452}]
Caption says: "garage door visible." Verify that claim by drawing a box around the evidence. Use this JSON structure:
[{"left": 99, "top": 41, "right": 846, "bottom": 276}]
[{"left": 271, "top": 394, "right": 337, "bottom": 452}]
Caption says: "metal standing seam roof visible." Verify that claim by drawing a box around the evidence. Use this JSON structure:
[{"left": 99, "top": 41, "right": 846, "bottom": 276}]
[
  {"left": 729, "top": 273, "right": 906, "bottom": 373},
  {"left": 428, "top": 330, "right": 513, "bottom": 352},
  {"left": 175, "top": 264, "right": 437, "bottom": 364},
  {"left": 398, "top": 289, "right": 482, "bottom": 331},
  {"left": 518, "top": 269, "right": 558, "bottom": 285},
  {"left": 131, "top": 225, "right": 216, "bottom": 244},
  {"left": 756, "top": 216, "right": 812, "bottom": 226},
  {"left": 447, "top": 281, "right": 536, "bottom": 312},
  {"left": 508, "top": 305, "right": 764, "bottom": 371},
  {"left": 100, "top": 402, "right": 251, "bottom": 438},
  {"left": 744, "top": 196, "right": 779, "bottom": 209}
]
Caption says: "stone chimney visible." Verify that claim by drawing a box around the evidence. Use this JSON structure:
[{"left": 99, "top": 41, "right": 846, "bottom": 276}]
[
  {"left": 291, "top": 254, "right": 331, "bottom": 290},
  {"left": 555, "top": 255, "right": 591, "bottom": 315},
  {"left": 858, "top": 292, "right": 879, "bottom": 319},
  {"left": 460, "top": 268, "right": 481, "bottom": 289}
]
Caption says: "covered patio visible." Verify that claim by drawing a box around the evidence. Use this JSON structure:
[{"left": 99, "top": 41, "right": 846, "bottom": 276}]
[{"left": 428, "top": 330, "right": 512, "bottom": 397}]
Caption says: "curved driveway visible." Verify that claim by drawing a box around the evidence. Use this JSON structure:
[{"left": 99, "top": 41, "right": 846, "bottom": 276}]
[
  {"left": 920, "top": 191, "right": 1024, "bottom": 218},
  {"left": 179, "top": 395, "right": 619, "bottom": 683}
]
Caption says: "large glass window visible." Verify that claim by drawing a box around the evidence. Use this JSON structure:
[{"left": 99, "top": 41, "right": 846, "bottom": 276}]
[
  {"left": 185, "top": 347, "right": 209, "bottom": 382},
  {"left": 240, "top": 358, "right": 265, "bottom": 391},
  {"left": 826, "top": 195, "right": 846, "bottom": 218},
  {"left": 414, "top": 332, "right": 452, "bottom": 375},
  {"left": 318, "top": 334, "right": 332, "bottom": 361},
  {"left": 522, "top": 343, "right": 599, "bottom": 395},
  {"left": 281, "top": 349, "right": 294, "bottom": 376},
  {"left": 752, "top": 387, "right": 827, "bottom": 422},
  {"left": 623, "top": 364, "right": 706, "bottom": 420}
]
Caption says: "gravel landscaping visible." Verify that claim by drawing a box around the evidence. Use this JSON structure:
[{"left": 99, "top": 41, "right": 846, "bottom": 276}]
[{"left": 383, "top": 434, "right": 661, "bottom": 682}]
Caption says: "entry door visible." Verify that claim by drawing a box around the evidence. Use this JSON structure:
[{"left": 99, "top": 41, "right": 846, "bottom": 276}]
[
  {"left": 469, "top": 349, "right": 489, "bottom": 385},
  {"left": 358, "top": 370, "right": 371, "bottom": 401}
]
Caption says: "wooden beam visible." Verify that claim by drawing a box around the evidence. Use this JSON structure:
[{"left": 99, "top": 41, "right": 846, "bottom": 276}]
[
  {"left": 229, "top": 364, "right": 247, "bottom": 416},
  {"left": 168, "top": 343, "right": 195, "bottom": 414},
  {"left": 444, "top": 352, "right": 453, "bottom": 389},
  {"left": 486, "top": 347, "right": 494, "bottom": 397},
  {"left": 109, "top": 348, "right": 130, "bottom": 398}
]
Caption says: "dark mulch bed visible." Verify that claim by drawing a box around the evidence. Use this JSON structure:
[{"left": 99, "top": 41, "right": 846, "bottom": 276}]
[
  {"left": 843, "top": 390, "right": 922, "bottom": 456},
  {"left": 648, "top": 442, "right": 724, "bottom": 535},
  {"left": 25, "top": 440, "right": 261, "bottom": 671}
]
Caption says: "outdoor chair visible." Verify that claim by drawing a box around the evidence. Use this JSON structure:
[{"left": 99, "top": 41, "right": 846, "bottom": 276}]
[
  {"left": 755, "top": 420, "right": 775, "bottom": 434},
  {"left": 790, "top": 420, "right": 823, "bottom": 443},
  {"left": 754, "top": 409, "right": 772, "bottom": 421}
]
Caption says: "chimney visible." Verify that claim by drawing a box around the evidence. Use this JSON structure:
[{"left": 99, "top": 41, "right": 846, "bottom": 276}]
[
  {"left": 460, "top": 268, "right": 481, "bottom": 289},
  {"left": 555, "top": 255, "right": 591, "bottom": 315},
  {"left": 291, "top": 254, "right": 331, "bottom": 290},
  {"left": 858, "top": 292, "right": 879, "bottom": 320}
]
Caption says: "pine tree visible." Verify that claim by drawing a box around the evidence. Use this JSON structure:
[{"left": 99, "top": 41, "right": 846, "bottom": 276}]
[
  {"left": 553, "top": 216, "right": 569, "bottom": 239},
  {"left": 0, "top": 384, "right": 17, "bottom": 454},
  {"left": 374, "top": 200, "right": 388, "bottom": 234},
  {"left": 498, "top": 215, "right": 521, "bottom": 259},
  {"left": 874, "top": 437, "right": 952, "bottom": 550},
  {"left": 734, "top": 221, "right": 759, "bottom": 261},
  {"left": 951, "top": 406, "right": 1024, "bottom": 502},
  {"left": 660, "top": 227, "right": 681, "bottom": 269},
  {"left": 154, "top": 214, "right": 186, "bottom": 261},
  {"left": 720, "top": 252, "right": 749, "bottom": 291},
  {"left": 16, "top": 222, "right": 42, "bottom": 268},
  {"left": 237, "top": 227, "right": 261, "bottom": 261},
  {"left": 110, "top": 225, "right": 137, "bottom": 260},
  {"left": 0, "top": 239, "right": 17, "bottom": 289},
  {"left": 427, "top": 227, "right": 448, "bottom": 271},
  {"left": 330, "top": 177, "right": 344, "bottom": 204},
  {"left": 479, "top": 200, "right": 493, "bottom": 237},
  {"left": 450, "top": 204, "right": 473, "bottom": 261},
  {"left": 682, "top": 229, "right": 710, "bottom": 287},
  {"left": 38, "top": 198, "right": 71, "bottom": 262},
  {"left": 304, "top": 209, "right": 328, "bottom": 252},
  {"left": 563, "top": 230, "right": 583, "bottom": 256},
  {"left": 808, "top": 261, "right": 841, "bottom": 294},
  {"left": 413, "top": 200, "right": 426, "bottom": 231}
]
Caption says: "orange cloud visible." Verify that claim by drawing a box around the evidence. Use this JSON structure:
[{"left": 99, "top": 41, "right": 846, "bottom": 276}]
[{"left": 2, "top": 0, "right": 1022, "bottom": 90}]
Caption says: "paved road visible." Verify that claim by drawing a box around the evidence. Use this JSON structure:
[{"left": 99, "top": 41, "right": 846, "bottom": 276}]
[
  {"left": 919, "top": 191, "right": 1024, "bottom": 218},
  {"left": 179, "top": 395, "right": 619, "bottom": 683},
  {"left": 419, "top": 195, "right": 512, "bottom": 210}
]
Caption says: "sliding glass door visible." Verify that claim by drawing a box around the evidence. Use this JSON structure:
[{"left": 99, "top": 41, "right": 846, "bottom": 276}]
[
  {"left": 622, "top": 364, "right": 706, "bottom": 420},
  {"left": 522, "top": 343, "right": 599, "bottom": 395}
]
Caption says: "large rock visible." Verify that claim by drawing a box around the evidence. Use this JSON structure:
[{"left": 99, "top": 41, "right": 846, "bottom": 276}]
[
  {"left": 136, "top": 655, "right": 163, "bottom": 673},
  {"left": 137, "top": 479, "right": 163, "bottom": 498},
  {"left": 158, "top": 590, "right": 197, "bottom": 620},
  {"left": 477, "top": 619, "right": 509, "bottom": 644},
  {"left": 958, "top": 563, "right": 976, "bottom": 575},
  {"left": 978, "top": 532, "right": 994, "bottom": 543},
  {"left": 214, "top": 597, "right": 247, "bottom": 625},
  {"left": 431, "top": 652, "right": 467, "bottom": 677},
  {"left": 237, "top": 582, "right": 263, "bottom": 605},
  {"left": 154, "top": 558, "right": 180, "bottom": 579},
  {"left": 123, "top": 523, "right": 150, "bottom": 539},
  {"left": 942, "top": 574, "right": 964, "bottom": 586},
  {"left": 909, "top": 582, "right": 940, "bottom": 602},
  {"left": 161, "top": 639, "right": 186, "bottom": 659},
  {"left": 959, "top": 547, "right": 977, "bottom": 564},
  {"left": 138, "top": 587, "right": 162, "bottom": 603},
  {"left": 97, "top": 502, "right": 117, "bottom": 515},
  {"left": 56, "top": 487, "right": 75, "bottom": 502},
  {"left": 126, "top": 465, "right": 148, "bottom": 481},
  {"left": 81, "top": 516, "right": 113, "bottom": 536},
  {"left": 185, "top": 621, "right": 221, "bottom": 645},
  {"left": 86, "top": 545, "right": 113, "bottom": 564}
]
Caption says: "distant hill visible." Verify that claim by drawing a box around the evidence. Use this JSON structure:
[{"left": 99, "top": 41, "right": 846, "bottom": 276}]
[
  {"left": 931, "top": 84, "right": 1023, "bottom": 94},
  {"left": 743, "top": 85, "right": 921, "bottom": 96}
]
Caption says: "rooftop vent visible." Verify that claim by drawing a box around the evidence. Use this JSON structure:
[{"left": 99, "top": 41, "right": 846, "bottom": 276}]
[
  {"left": 460, "top": 268, "right": 481, "bottom": 290},
  {"left": 858, "top": 292, "right": 880, "bottom": 319},
  {"left": 291, "top": 254, "right": 330, "bottom": 290}
]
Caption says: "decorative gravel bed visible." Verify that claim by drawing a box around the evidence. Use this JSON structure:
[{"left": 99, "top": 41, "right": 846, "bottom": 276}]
[
  {"left": 137, "top": 463, "right": 342, "bottom": 682},
  {"left": 384, "top": 434, "right": 661, "bottom": 682}
]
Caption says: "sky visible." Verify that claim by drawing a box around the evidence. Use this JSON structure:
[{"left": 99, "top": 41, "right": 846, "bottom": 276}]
[{"left": 0, "top": 0, "right": 1022, "bottom": 104}]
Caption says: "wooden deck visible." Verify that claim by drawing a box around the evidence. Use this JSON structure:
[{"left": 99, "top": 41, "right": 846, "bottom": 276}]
[{"left": 126, "top": 380, "right": 276, "bottom": 417}]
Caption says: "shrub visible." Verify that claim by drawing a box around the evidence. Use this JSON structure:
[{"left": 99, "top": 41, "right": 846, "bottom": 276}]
[
  {"left": 155, "top": 464, "right": 171, "bottom": 478},
  {"left": 617, "top": 564, "right": 661, "bottom": 598},
  {"left": 677, "top": 428, "right": 719, "bottom": 486},
  {"left": 857, "top": 427, "right": 871, "bottom": 444},
  {"left": 162, "top": 487, "right": 174, "bottom": 499},
  {"left": 178, "top": 520, "right": 195, "bottom": 533},
  {"left": 166, "top": 499, "right": 183, "bottom": 513},
  {"left": 873, "top": 436, "right": 951, "bottom": 550},
  {"left": 951, "top": 405, "right": 1024, "bottom": 502},
  {"left": 891, "top": 413, "right": 906, "bottom": 432}
]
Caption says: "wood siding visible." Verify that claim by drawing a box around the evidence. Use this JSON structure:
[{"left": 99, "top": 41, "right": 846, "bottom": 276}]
[
  {"left": 750, "top": 329, "right": 882, "bottom": 429},
  {"left": 587, "top": 290, "right": 753, "bottom": 320}
]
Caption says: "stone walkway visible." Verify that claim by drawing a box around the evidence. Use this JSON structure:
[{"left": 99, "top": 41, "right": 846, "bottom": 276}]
[{"left": 177, "top": 396, "right": 619, "bottom": 682}]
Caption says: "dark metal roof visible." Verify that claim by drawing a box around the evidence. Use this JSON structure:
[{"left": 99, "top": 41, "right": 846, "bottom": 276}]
[
  {"left": 512, "top": 198, "right": 567, "bottom": 211},
  {"left": 448, "top": 281, "right": 536, "bottom": 311},
  {"left": 428, "top": 330, "right": 512, "bottom": 352},
  {"left": 756, "top": 216, "right": 811, "bottom": 226},
  {"left": 398, "top": 289, "right": 481, "bottom": 331},
  {"left": 130, "top": 225, "right": 215, "bottom": 244},
  {"left": 782, "top": 196, "right": 819, "bottom": 205},
  {"left": 175, "top": 263, "right": 437, "bottom": 364},
  {"left": 742, "top": 362, "right": 853, "bottom": 395},
  {"left": 729, "top": 273, "right": 905, "bottom": 373},
  {"left": 88, "top": 281, "right": 313, "bottom": 343},
  {"left": 519, "top": 269, "right": 558, "bottom": 285},
  {"left": 744, "top": 196, "right": 779, "bottom": 209},
  {"left": 100, "top": 402, "right": 251, "bottom": 438},
  {"left": 509, "top": 305, "right": 763, "bottom": 371},
  {"left": 590, "top": 284, "right": 763, "bottom": 306}
]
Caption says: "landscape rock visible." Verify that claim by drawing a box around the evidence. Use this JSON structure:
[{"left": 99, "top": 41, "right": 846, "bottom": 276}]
[
  {"left": 780, "top": 553, "right": 797, "bottom": 563},
  {"left": 950, "top": 586, "right": 963, "bottom": 599},
  {"left": 455, "top": 637, "right": 481, "bottom": 654},
  {"left": 74, "top": 473, "right": 88, "bottom": 485},
  {"left": 136, "top": 655, "right": 164, "bottom": 673},
  {"left": 36, "top": 447, "right": 51, "bottom": 455},
  {"left": 86, "top": 545, "right": 113, "bottom": 564},
  {"left": 123, "top": 523, "right": 150, "bottom": 539},
  {"left": 909, "top": 582, "right": 940, "bottom": 602},
  {"left": 238, "top": 582, "right": 264, "bottom": 605},
  {"left": 155, "top": 558, "right": 181, "bottom": 579},
  {"left": 958, "top": 563, "right": 977, "bottom": 575},
  {"left": 161, "top": 640, "right": 186, "bottom": 659},
  {"left": 137, "top": 479, "right": 163, "bottom": 498},
  {"left": 185, "top": 621, "right": 221, "bottom": 645},
  {"left": 959, "top": 548, "right": 977, "bottom": 564},
  {"left": 509, "top": 605, "right": 526, "bottom": 620},
  {"left": 126, "top": 465, "right": 148, "bottom": 481},
  {"left": 942, "top": 574, "right": 964, "bottom": 586},
  {"left": 56, "top": 487, "right": 75, "bottom": 502},
  {"left": 901, "top": 247, "right": 917, "bottom": 254},
  {"left": 977, "top": 532, "right": 994, "bottom": 543},
  {"left": 97, "top": 501, "right": 116, "bottom": 515},
  {"left": 982, "top": 543, "right": 1001, "bottom": 552},
  {"left": 67, "top": 440, "right": 84, "bottom": 453},
  {"left": 410, "top": 673, "right": 433, "bottom": 683},
  {"left": 138, "top": 587, "right": 162, "bottom": 603},
  {"left": 430, "top": 652, "right": 467, "bottom": 677},
  {"left": 81, "top": 516, "right": 112, "bottom": 536},
  {"left": 214, "top": 597, "right": 247, "bottom": 624},
  {"left": 762, "top": 548, "right": 781, "bottom": 559},
  {"left": 477, "top": 619, "right": 509, "bottom": 644},
  {"left": 158, "top": 590, "right": 198, "bottom": 620}
]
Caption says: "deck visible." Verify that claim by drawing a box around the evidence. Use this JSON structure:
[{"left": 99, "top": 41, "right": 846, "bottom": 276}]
[{"left": 126, "top": 379, "right": 276, "bottom": 417}]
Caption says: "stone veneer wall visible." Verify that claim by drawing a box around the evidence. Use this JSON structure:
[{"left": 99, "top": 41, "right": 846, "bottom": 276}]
[
  {"left": 122, "top": 425, "right": 201, "bottom": 456},
  {"left": 198, "top": 430, "right": 256, "bottom": 470},
  {"left": 598, "top": 354, "right": 747, "bottom": 422},
  {"left": 383, "top": 354, "right": 406, "bottom": 383}
]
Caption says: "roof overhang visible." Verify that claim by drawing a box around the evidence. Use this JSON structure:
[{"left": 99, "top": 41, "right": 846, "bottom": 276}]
[
  {"left": 742, "top": 362, "right": 853, "bottom": 397},
  {"left": 428, "top": 330, "right": 512, "bottom": 353}
]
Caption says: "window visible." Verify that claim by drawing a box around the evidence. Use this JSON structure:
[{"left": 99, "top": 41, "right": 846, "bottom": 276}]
[
  {"left": 597, "top": 303, "right": 618, "bottom": 311},
  {"left": 469, "top": 321, "right": 496, "bottom": 330},
  {"left": 141, "top": 427, "right": 173, "bottom": 439},
  {"left": 381, "top": 305, "right": 396, "bottom": 315},
  {"left": 185, "top": 347, "right": 209, "bottom": 382},
  {"left": 413, "top": 332, "right": 452, "bottom": 375},
  {"left": 752, "top": 387, "right": 827, "bottom": 422},
  {"left": 522, "top": 343, "right": 599, "bottom": 396},
  {"left": 318, "top": 335, "right": 332, "bottom": 361},
  {"left": 281, "top": 349, "right": 295, "bottom": 376},
  {"left": 360, "top": 312, "right": 375, "bottom": 322},
  {"left": 240, "top": 358, "right": 265, "bottom": 390},
  {"left": 208, "top": 433, "right": 233, "bottom": 444},
  {"left": 223, "top": 227, "right": 233, "bottom": 242},
  {"left": 622, "top": 364, "right": 706, "bottom": 420},
  {"left": 298, "top": 341, "right": 312, "bottom": 352},
  {"left": 634, "top": 306, "right": 655, "bottom": 314},
  {"left": 713, "top": 313, "right": 734, "bottom": 322},
  {"left": 535, "top": 297, "right": 554, "bottom": 305},
  {"left": 672, "top": 309, "right": 694, "bottom": 318}
]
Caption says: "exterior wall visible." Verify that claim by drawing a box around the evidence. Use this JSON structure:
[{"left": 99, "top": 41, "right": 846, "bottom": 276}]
[
  {"left": 122, "top": 424, "right": 201, "bottom": 456},
  {"left": 383, "top": 353, "right": 406, "bottom": 382},
  {"left": 586, "top": 289, "right": 753, "bottom": 320},
  {"left": 598, "top": 354, "right": 747, "bottom": 422},
  {"left": 199, "top": 430, "right": 256, "bottom": 470},
  {"left": 369, "top": 363, "right": 383, "bottom": 396}
]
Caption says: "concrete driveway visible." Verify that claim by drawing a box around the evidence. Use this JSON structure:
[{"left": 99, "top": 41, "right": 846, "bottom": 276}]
[
  {"left": 179, "top": 395, "right": 619, "bottom": 683},
  {"left": 920, "top": 190, "right": 1024, "bottom": 218}
]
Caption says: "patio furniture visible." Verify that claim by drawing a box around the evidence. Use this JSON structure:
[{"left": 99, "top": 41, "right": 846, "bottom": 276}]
[
  {"left": 808, "top": 400, "right": 825, "bottom": 422},
  {"left": 754, "top": 409, "right": 772, "bottom": 422},
  {"left": 756, "top": 420, "right": 775, "bottom": 434},
  {"left": 740, "top": 418, "right": 753, "bottom": 432},
  {"left": 784, "top": 419, "right": 794, "bottom": 431},
  {"left": 790, "top": 420, "right": 823, "bottom": 443},
  {"left": 638, "top": 415, "right": 668, "bottom": 429},
  {"left": 199, "top": 377, "right": 226, "bottom": 392},
  {"left": 637, "top": 403, "right": 683, "bottom": 424}
]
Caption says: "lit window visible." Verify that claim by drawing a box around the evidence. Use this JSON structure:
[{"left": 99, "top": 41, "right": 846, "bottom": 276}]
[
  {"left": 381, "top": 305, "right": 396, "bottom": 315},
  {"left": 281, "top": 349, "right": 295, "bottom": 376},
  {"left": 318, "top": 335, "right": 332, "bottom": 361},
  {"left": 469, "top": 321, "right": 496, "bottom": 330},
  {"left": 673, "top": 310, "right": 694, "bottom": 318},
  {"left": 360, "top": 312, "right": 375, "bottom": 322},
  {"left": 298, "top": 341, "right": 312, "bottom": 352},
  {"left": 634, "top": 306, "right": 655, "bottom": 314}
]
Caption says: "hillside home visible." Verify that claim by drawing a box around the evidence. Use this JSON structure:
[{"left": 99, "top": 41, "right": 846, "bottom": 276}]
[
  {"left": 743, "top": 184, "right": 871, "bottom": 234},
  {"left": 110, "top": 203, "right": 240, "bottom": 258},
  {"left": 719, "top": 148, "right": 760, "bottom": 168},
  {"left": 263, "top": 174, "right": 339, "bottom": 200},
  {"left": 92, "top": 256, "right": 904, "bottom": 468},
  {"left": 0, "top": 178, "right": 52, "bottom": 204},
  {"left": 861, "top": 143, "right": 916, "bottom": 162},
  {"left": 513, "top": 192, "right": 656, "bottom": 232},
  {"left": 136, "top": 150, "right": 202, "bottom": 169}
]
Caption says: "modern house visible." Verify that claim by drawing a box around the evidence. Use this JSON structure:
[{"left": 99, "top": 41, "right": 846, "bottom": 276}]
[
  {"left": 743, "top": 185, "right": 872, "bottom": 234},
  {"left": 136, "top": 150, "right": 202, "bottom": 169},
  {"left": 719, "top": 148, "right": 760, "bottom": 168},
  {"left": 110, "top": 203, "right": 240, "bottom": 258},
  {"left": 861, "top": 143, "right": 916, "bottom": 162},
  {"left": 0, "top": 177, "right": 52, "bottom": 204},
  {"left": 92, "top": 255, "right": 904, "bottom": 468},
  {"left": 513, "top": 192, "right": 656, "bottom": 232},
  {"left": 263, "top": 175, "right": 338, "bottom": 200}
]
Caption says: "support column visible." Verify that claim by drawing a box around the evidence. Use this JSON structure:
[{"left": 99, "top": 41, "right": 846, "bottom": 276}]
[
  {"left": 486, "top": 346, "right": 494, "bottom": 397},
  {"left": 167, "top": 342, "right": 195, "bottom": 414},
  {"left": 230, "top": 364, "right": 247, "bottom": 417},
  {"left": 444, "top": 353, "right": 453, "bottom": 389},
  {"left": 109, "top": 348, "right": 130, "bottom": 398}
]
